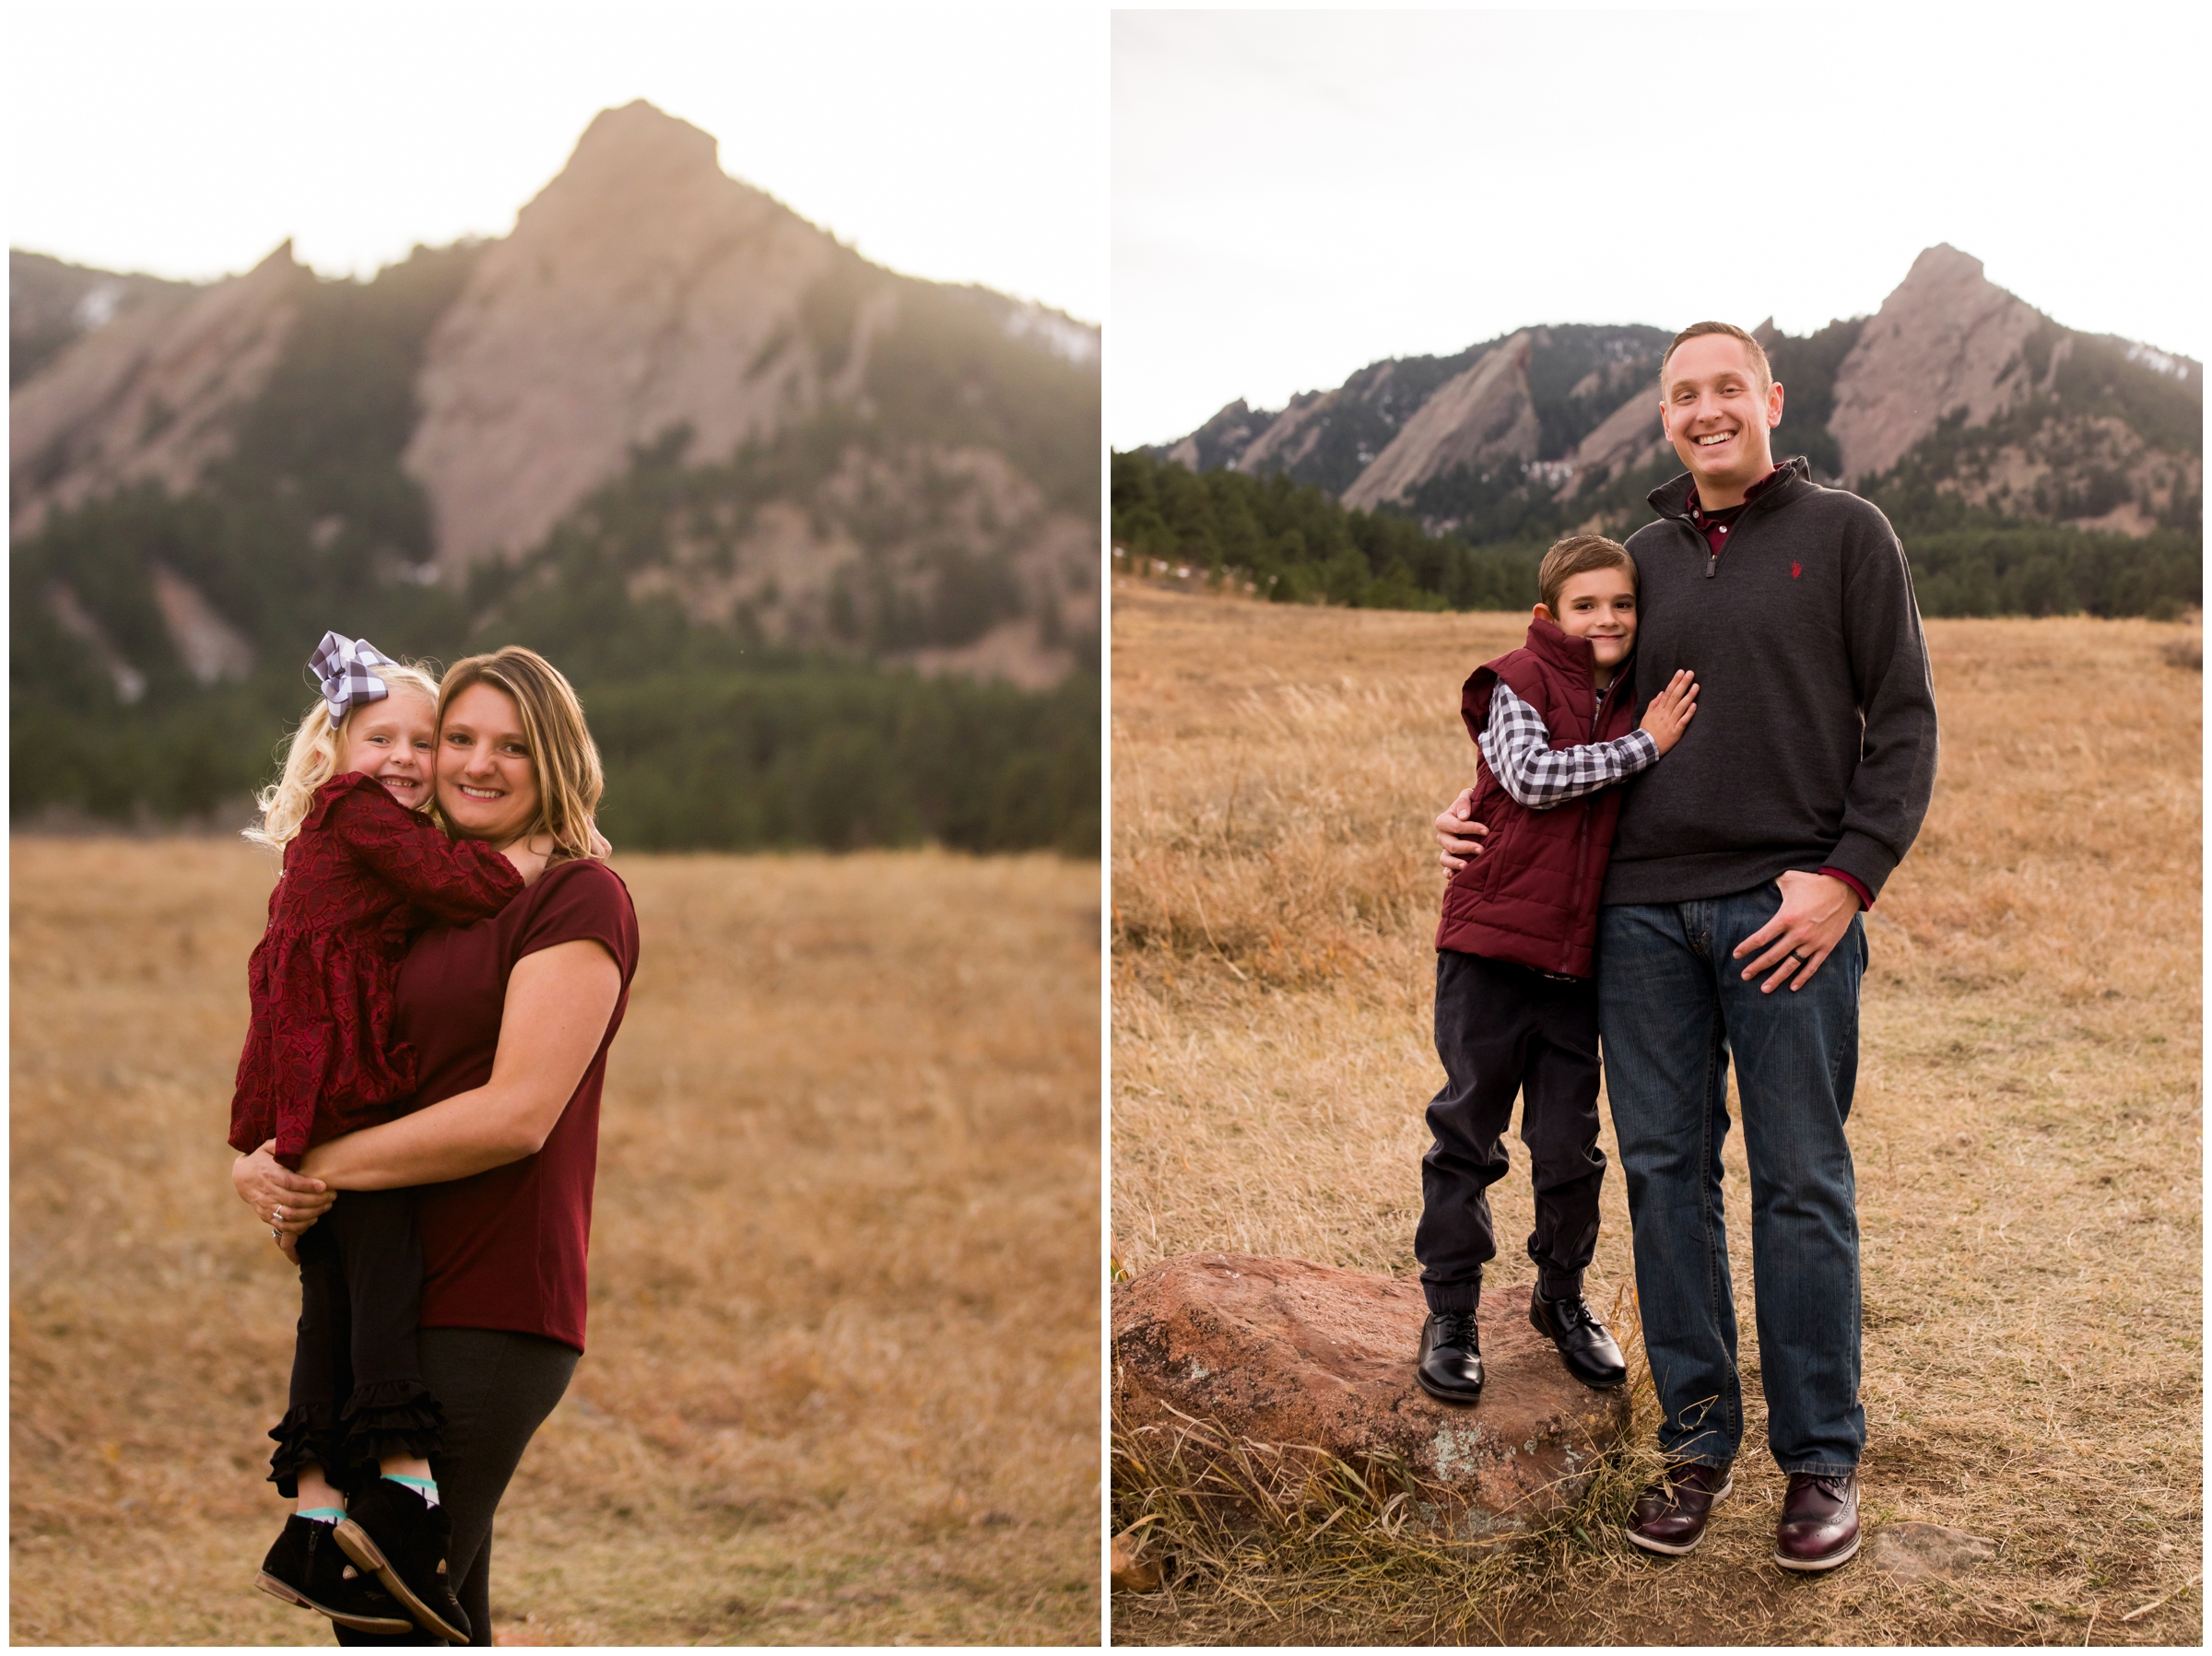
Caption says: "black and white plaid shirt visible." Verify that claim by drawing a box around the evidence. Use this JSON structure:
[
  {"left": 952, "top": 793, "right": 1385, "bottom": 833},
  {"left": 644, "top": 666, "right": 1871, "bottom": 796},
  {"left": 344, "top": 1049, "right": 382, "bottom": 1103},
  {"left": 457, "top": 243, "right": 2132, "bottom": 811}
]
[{"left": 1478, "top": 679, "right": 1658, "bottom": 810}]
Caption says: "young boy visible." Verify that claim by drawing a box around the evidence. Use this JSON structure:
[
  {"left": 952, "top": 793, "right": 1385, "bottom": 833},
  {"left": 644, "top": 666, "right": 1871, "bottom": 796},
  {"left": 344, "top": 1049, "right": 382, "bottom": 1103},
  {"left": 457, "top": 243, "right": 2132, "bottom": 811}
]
[{"left": 1415, "top": 534, "right": 1699, "bottom": 1403}]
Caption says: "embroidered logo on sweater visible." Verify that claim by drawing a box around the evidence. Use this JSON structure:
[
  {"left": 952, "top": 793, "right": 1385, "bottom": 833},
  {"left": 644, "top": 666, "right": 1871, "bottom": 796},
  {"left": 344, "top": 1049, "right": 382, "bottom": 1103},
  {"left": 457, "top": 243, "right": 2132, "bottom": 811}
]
[{"left": 1792, "top": 561, "right": 1803, "bottom": 579}]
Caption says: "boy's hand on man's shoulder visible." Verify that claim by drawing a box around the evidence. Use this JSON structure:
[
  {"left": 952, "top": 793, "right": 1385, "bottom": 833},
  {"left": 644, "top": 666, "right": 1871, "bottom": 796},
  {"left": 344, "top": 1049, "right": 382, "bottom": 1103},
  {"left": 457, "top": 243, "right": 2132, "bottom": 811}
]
[{"left": 1640, "top": 670, "right": 1700, "bottom": 756}]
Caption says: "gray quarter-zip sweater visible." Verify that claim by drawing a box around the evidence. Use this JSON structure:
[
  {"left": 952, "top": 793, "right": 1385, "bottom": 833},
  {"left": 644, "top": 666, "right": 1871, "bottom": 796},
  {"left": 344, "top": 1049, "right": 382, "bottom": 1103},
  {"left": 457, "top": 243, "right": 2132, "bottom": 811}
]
[{"left": 1603, "top": 456, "right": 1939, "bottom": 906}]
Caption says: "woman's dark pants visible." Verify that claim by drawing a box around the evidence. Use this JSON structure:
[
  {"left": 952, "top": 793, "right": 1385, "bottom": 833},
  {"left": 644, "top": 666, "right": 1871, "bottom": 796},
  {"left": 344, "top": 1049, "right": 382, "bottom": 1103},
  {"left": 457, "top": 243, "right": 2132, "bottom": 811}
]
[
  {"left": 272, "top": 1190, "right": 441, "bottom": 1495},
  {"left": 1415, "top": 948, "right": 1607, "bottom": 1314},
  {"left": 332, "top": 1329, "right": 579, "bottom": 1646}
]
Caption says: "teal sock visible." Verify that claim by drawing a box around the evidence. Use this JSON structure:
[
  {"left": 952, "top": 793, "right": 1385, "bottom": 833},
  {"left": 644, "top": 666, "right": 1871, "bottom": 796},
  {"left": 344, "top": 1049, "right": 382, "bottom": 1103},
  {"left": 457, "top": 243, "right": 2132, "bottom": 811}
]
[
  {"left": 384, "top": 1474, "right": 440, "bottom": 1508},
  {"left": 296, "top": 1507, "right": 345, "bottom": 1524}
]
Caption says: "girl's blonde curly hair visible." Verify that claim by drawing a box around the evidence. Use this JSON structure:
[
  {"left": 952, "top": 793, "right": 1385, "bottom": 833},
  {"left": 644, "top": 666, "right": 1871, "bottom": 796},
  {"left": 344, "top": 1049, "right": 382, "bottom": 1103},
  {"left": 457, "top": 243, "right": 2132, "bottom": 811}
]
[{"left": 243, "top": 661, "right": 445, "bottom": 851}]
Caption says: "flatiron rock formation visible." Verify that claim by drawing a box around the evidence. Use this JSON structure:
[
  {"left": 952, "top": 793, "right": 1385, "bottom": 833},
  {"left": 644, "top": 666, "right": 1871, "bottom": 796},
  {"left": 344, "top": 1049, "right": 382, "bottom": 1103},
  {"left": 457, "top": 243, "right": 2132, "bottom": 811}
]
[
  {"left": 1340, "top": 332, "right": 1539, "bottom": 512},
  {"left": 1559, "top": 385, "right": 1666, "bottom": 499},
  {"left": 1828, "top": 243, "right": 2048, "bottom": 483},
  {"left": 9, "top": 243, "right": 309, "bottom": 539},
  {"left": 402, "top": 100, "right": 861, "bottom": 573},
  {"left": 1113, "top": 1253, "right": 1631, "bottom": 1539}
]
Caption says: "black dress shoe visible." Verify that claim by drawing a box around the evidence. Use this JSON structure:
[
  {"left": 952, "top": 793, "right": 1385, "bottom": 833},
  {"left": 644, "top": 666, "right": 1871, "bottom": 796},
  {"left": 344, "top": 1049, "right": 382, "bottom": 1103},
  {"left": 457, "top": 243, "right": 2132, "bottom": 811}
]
[
  {"left": 1774, "top": 1471, "right": 1860, "bottom": 1570},
  {"left": 1415, "top": 1310, "right": 1484, "bottom": 1403},
  {"left": 255, "top": 1515, "right": 414, "bottom": 1635},
  {"left": 1528, "top": 1287, "right": 1628, "bottom": 1388},
  {"left": 1625, "top": 1461, "right": 1734, "bottom": 1556}
]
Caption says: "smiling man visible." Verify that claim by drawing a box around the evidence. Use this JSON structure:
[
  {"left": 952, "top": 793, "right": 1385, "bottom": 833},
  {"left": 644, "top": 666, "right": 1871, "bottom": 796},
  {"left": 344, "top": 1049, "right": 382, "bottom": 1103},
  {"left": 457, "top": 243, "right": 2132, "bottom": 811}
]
[{"left": 1437, "top": 321, "right": 1938, "bottom": 1570}]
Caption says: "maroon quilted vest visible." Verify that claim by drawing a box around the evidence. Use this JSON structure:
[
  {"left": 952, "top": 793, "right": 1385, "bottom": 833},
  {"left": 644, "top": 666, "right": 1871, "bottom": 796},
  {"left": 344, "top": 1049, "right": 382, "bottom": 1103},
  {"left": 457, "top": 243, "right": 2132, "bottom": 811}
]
[{"left": 1435, "top": 617, "right": 1640, "bottom": 978}]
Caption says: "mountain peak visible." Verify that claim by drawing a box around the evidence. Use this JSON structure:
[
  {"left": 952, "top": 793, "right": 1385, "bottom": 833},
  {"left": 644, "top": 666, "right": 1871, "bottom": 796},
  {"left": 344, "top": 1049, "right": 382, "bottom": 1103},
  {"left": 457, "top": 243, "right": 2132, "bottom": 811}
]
[
  {"left": 1829, "top": 243, "right": 2041, "bottom": 480},
  {"left": 562, "top": 100, "right": 723, "bottom": 186},
  {"left": 509, "top": 98, "right": 777, "bottom": 249},
  {"left": 405, "top": 100, "right": 848, "bottom": 568},
  {"left": 1902, "top": 241, "right": 1986, "bottom": 286}
]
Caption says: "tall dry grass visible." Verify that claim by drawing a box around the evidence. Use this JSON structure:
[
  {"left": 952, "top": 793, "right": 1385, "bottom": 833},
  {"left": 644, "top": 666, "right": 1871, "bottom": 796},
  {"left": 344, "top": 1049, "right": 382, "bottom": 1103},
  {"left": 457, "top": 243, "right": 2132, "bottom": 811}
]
[
  {"left": 1110, "top": 583, "right": 2201, "bottom": 1645},
  {"left": 11, "top": 842, "right": 1100, "bottom": 1645}
]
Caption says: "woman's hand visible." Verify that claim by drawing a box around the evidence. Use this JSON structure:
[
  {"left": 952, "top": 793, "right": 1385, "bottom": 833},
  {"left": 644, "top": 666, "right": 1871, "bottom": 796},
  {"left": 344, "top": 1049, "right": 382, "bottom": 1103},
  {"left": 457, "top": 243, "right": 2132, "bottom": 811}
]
[
  {"left": 1639, "top": 669, "right": 1700, "bottom": 755},
  {"left": 233, "top": 1140, "right": 334, "bottom": 1240},
  {"left": 1435, "top": 788, "right": 1490, "bottom": 873}
]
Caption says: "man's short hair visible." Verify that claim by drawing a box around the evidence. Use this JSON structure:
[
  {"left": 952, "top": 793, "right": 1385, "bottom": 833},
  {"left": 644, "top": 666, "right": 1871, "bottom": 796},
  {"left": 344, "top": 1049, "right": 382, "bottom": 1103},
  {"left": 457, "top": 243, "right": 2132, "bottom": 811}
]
[
  {"left": 1661, "top": 321, "right": 1772, "bottom": 393},
  {"left": 1538, "top": 534, "right": 1635, "bottom": 615}
]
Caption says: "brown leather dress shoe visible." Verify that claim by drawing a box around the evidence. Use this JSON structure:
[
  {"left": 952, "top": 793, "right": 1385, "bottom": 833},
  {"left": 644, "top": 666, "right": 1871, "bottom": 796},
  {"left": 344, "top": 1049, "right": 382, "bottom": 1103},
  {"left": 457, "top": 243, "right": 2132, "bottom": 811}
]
[
  {"left": 1774, "top": 1471, "right": 1859, "bottom": 1570},
  {"left": 1624, "top": 1461, "right": 1733, "bottom": 1556}
]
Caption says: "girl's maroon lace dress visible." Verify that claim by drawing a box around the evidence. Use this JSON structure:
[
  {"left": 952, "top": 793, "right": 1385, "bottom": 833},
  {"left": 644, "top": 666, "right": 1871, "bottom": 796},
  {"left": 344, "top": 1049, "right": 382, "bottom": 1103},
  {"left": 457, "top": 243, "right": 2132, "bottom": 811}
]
[{"left": 229, "top": 771, "right": 523, "bottom": 1161}]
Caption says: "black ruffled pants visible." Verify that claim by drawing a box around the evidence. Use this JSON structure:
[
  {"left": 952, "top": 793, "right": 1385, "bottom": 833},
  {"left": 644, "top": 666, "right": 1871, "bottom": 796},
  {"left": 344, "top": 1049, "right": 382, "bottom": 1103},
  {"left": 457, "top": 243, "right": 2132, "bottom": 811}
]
[{"left": 268, "top": 1188, "right": 444, "bottom": 1497}]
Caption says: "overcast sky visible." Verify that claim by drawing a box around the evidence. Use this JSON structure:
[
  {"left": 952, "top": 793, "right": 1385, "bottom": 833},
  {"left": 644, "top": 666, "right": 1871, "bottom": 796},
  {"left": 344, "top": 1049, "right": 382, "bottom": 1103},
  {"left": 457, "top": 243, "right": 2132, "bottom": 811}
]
[
  {"left": 9, "top": 4, "right": 1105, "bottom": 323},
  {"left": 1112, "top": 9, "right": 2209, "bottom": 449}
]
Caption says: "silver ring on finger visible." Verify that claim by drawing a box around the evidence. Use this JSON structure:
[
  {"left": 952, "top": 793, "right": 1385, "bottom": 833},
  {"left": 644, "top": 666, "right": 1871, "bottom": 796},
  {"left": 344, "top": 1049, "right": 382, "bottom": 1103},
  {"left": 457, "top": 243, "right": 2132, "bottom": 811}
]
[
  {"left": 274, "top": 1205, "right": 285, "bottom": 1221},
  {"left": 272, "top": 1227, "right": 283, "bottom": 1241}
]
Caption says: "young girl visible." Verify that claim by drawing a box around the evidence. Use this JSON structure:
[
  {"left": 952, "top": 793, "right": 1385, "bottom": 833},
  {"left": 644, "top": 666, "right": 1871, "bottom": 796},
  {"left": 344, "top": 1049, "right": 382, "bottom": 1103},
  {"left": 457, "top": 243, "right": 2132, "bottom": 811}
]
[{"left": 233, "top": 632, "right": 543, "bottom": 1642}]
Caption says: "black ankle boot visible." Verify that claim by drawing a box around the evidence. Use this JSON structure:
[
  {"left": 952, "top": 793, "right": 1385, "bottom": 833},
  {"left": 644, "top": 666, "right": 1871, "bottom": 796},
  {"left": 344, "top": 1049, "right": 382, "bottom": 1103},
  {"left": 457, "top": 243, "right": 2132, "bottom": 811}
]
[
  {"left": 255, "top": 1514, "right": 414, "bottom": 1635},
  {"left": 335, "top": 1480, "right": 471, "bottom": 1644}
]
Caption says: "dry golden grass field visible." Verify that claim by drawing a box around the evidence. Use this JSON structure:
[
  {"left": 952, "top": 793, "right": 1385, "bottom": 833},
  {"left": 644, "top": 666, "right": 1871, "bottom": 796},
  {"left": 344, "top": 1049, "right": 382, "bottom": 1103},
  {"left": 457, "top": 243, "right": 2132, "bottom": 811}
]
[
  {"left": 1109, "top": 583, "right": 2201, "bottom": 1645},
  {"left": 12, "top": 843, "right": 1101, "bottom": 1645}
]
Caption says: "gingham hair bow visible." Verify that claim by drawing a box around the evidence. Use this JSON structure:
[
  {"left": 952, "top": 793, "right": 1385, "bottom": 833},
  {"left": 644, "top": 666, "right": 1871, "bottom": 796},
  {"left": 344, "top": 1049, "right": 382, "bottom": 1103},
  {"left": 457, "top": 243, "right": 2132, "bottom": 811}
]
[{"left": 309, "top": 631, "right": 396, "bottom": 724}]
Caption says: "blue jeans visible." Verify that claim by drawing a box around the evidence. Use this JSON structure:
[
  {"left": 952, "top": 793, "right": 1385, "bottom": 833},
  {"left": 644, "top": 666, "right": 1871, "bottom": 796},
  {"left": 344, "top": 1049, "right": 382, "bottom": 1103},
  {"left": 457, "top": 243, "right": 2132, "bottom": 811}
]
[{"left": 1597, "top": 884, "right": 1866, "bottom": 1475}]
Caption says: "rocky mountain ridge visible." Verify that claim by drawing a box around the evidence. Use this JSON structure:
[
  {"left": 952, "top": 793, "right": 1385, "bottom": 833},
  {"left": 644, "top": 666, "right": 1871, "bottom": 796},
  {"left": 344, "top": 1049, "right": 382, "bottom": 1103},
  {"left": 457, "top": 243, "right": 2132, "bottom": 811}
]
[
  {"left": 11, "top": 100, "right": 1100, "bottom": 699},
  {"left": 12, "top": 246, "right": 310, "bottom": 542},
  {"left": 9, "top": 250, "right": 204, "bottom": 388},
  {"left": 1154, "top": 245, "right": 2200, "bottom": 543},
  {"left": 401, "top": 100, "right": 874, "bottom": 573}
]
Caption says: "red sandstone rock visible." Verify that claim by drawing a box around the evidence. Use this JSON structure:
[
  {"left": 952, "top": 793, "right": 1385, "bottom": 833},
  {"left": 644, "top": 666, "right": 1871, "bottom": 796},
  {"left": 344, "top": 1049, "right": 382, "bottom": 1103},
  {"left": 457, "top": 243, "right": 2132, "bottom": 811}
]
[
  {"left": 1109, "top": 1531, "right": 1163, "bottom": 1593},
  {"left": 1113, "top": 1253, "right": 1632, "bottom": 1539}
]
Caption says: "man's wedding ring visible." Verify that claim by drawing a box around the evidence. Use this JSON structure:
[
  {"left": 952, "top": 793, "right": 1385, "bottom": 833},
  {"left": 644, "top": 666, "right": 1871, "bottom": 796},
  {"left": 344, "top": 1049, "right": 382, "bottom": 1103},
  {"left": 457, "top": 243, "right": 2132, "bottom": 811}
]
[{"left": 1791, "top": 949, "right": 1812, "bottom": 961}]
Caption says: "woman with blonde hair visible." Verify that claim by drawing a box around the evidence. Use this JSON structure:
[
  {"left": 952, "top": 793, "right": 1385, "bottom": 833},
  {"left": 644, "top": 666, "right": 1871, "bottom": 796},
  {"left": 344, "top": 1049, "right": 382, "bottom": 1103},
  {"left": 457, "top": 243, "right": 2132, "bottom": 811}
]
[{"left": 236, "top": 645, "right": 641, "bottom": 1647}]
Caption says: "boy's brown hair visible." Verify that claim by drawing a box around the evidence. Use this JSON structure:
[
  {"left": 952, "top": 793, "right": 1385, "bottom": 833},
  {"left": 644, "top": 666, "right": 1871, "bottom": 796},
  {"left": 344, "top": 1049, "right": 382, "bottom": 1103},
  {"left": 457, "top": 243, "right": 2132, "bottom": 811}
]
[
  {"left": 1537, "top": 534, "right": 1636, "bottom": 616},
  {"left": 1660, "top": 320, "right": 1772, "bottom": 392}
]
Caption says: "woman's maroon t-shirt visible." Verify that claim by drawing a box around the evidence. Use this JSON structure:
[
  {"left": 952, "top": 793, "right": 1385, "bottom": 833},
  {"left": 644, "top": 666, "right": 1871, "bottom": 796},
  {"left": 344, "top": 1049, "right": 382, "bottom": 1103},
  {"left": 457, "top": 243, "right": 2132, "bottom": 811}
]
[{"left": 390, "top": 858, "right": 639, "bottom": 1353}]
